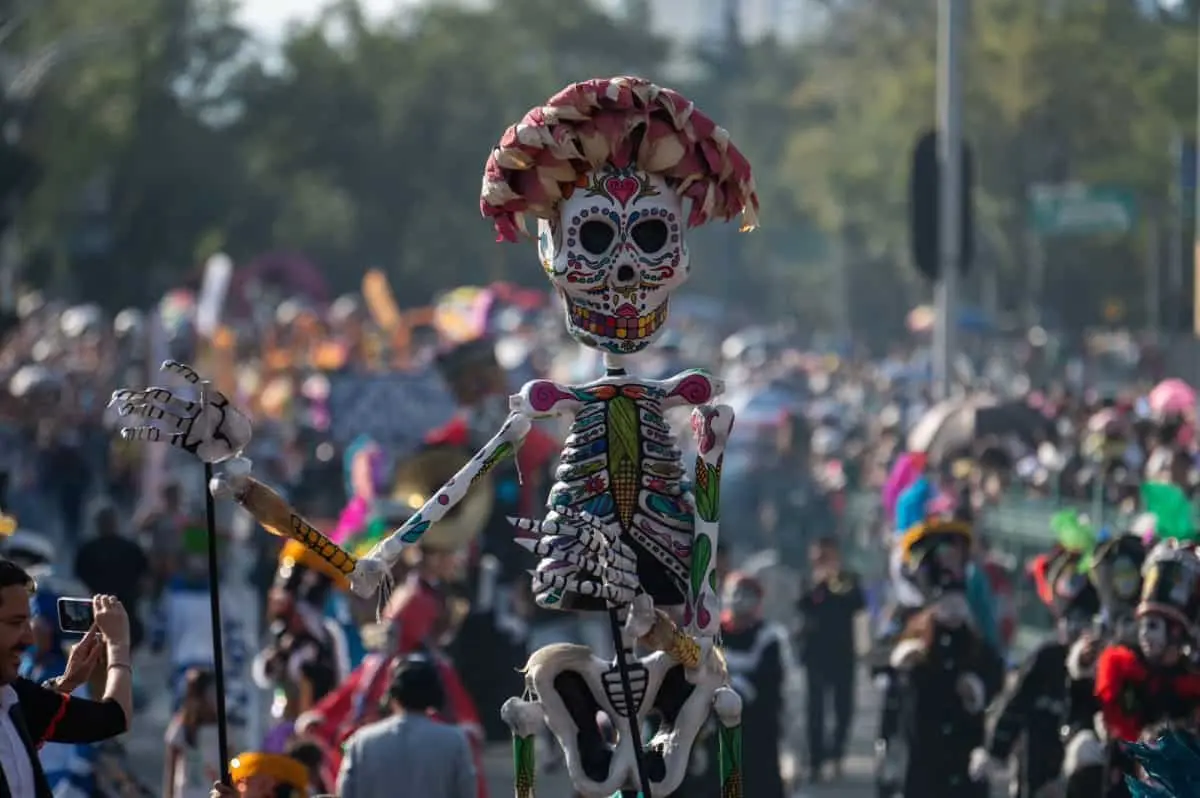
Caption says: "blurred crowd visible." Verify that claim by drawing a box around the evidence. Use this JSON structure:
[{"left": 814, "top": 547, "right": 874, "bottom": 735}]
[{"left": 0, "top": 269, "right": 1194, "bottom": 797}]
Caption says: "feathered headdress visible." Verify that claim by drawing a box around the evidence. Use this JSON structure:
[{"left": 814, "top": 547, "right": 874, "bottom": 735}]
[
  {"left": 1050, "top": 510, "right": 1099, "bottom": 570},
  {"left": 1124, "top": 732, "right": 1200, "bottom": 797},
  {"left": 882, "top": 452, "right": 926, "bottom": 523},
  {"left": 1140, "top": 482, "right": 1199, "bottom": 544},
  {"left": 893, "top": 476, "right": 971, "bottom": 563},
  {"left": 1027, "top": 510, "right": 1101, "bottom": 614},
  {"left": 480, "top": 76, "right": 759, "bottom": 242}
]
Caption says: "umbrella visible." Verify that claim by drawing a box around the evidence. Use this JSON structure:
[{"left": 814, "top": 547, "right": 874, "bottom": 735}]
[
  {"left": 1148, "top": 378, "right": 1195, "bottom": 418},
  {"left": 907, "top": 395, "right": 1053, "bottom": 464}
]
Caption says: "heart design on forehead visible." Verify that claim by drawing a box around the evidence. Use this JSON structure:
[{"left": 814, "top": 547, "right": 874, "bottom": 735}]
[{"left": 604, "top": 176, "right": 640, "bottom": 208}]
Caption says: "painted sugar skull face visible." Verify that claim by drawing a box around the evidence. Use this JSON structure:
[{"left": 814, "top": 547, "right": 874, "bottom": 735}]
[{"left": 537, "top": 165, "right": 689, "bottom": 354}]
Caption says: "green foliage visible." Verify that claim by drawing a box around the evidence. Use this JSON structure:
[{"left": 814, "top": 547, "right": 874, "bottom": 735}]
[
  {"left": 782, "top": 0, "right": 1199, "bottom": 330},
  {"left": 9, "top": 0, "right": 1200, "bottom": 328}
]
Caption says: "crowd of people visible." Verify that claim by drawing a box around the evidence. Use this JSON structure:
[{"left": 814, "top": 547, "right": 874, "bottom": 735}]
[
  {"left": 0, "top": 75, "right": 1192, "bottom": 798},
  {"left": 2, "top": 269, "right": 1200, "bottom": 798}
]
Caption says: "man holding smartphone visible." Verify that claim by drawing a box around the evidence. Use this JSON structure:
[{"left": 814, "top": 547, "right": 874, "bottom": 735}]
[{"left": 0, "top": 558, "right": 132, "bottom": 797}]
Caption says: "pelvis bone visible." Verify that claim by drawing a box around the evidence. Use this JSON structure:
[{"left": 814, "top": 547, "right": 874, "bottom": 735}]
[{"left": 522, "top": 641, "right": 726, "bottom": 797}]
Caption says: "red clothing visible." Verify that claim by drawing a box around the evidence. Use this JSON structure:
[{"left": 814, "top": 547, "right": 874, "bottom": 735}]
[
  {"left": 300, "top": 575, "right": 488, "bottom": 796},
  {"left": 981, "top": 559, "right": 1016, "bottom": 650},
  {"left": 1094, "top": 643, "right": 1200, "bottom": 741}
]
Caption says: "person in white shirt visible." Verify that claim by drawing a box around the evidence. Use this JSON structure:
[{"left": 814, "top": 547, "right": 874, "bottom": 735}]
[{"left": 0, "top": 559, "right": 133, "bottom": 798}]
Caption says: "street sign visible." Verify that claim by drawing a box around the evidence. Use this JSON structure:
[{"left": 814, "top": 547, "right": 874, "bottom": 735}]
[{"left": 1028, "top": 183, "right": 1137, "bottom": 236}]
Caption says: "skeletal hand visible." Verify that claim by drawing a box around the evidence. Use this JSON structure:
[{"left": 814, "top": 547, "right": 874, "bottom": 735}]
[
  {"left": 512, "top": 505, "right": 640, "bottom": 607},
  {"left": 109, "top": 360, "right": 251, "bottom": 464}
]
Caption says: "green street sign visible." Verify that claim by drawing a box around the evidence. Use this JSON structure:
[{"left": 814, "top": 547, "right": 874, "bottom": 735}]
[{"left": 1028, "top": 183, "right": 1137, "bottom": 236}]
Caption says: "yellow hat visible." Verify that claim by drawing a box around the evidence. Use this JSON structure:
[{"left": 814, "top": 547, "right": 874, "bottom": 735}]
[
  {"left": 898, "top": 519, "right": 973, "bottom": 564},
  {"left": 229, "top": 752, "right": 309, "bottom": 795},
  {"left": 278, "top": 539, "right": 350, "bottom": 591}
]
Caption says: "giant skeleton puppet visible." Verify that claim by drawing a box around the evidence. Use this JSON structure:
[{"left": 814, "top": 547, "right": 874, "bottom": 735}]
[
  {"left": 477, "top": 76, "right": 758, "bottom": 798},
  {"left": 108, "top": 76, "right": 759, "bottom": 798}
]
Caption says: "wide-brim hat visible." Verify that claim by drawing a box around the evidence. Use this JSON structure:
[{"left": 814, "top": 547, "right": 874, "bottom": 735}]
[
  {"left": 1138, "top": 540, "right": 1200, "bottom": 631},
  {"left": 898, "top": 519, "right": 972, "bottom": 566},
  {"left": 1089, "top": 534, "right": 1147, "bottom": 610},
  {"left": 903, "top": 525, "right": 972, "bottom": 597}
]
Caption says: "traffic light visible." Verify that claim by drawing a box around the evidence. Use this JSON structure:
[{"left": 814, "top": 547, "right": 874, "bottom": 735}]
[
  {"left": 909, "top": 129, "right": 974, "bottom": 281},
  {"left": 0, "top": 134, "right": 39, "bottom": 235}
]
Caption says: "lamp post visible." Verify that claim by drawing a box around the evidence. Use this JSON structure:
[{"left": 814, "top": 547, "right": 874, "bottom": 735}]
[{"left": 932, "top": 0, "right": 964, "bottom": 399}]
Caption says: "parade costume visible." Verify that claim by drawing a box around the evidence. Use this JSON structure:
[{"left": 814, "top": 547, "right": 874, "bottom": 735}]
[
  {"left": 876, "top": 514, "right": 1005, "bottom": 798},
  {"left": 297, "top": 531, "right": 486, "bottom": 796},
  {"left": 1055, "top": 530, "right": 1149, "bottom": 796},
  {"left": 974, "top": 520, "right": 1101, "bottom": 798},
  {"left": 713, "top": 573, "right": 789, "bottom": 798},
  {"left": 885, "top": 478, "right": 1000, "bottom": 647},
  {"left": 110, "top": 75, "right": 758, "bottom": 797},
  {"left": 1094, "top": 540, "right": 1200, "bottom": 743},
  {"left": 255, "top": 539, "right": 348, "bottom": 752},
  {"left": 332, "top": 436, "right": 386, "bottom": 545},
  {"left": 1124, "top": 731, "right": 1200, "bottom": 797}
]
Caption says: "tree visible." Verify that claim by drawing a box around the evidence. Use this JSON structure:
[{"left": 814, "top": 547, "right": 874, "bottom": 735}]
[
  {"left": 779, "top": 0, "right": 1198, "bottom": 332},
  {"left": 225, "top": 0, "right": 669, "bottom": 301},
  {"left": 14, "top": 0, "right": 251, "bottom": 305}
]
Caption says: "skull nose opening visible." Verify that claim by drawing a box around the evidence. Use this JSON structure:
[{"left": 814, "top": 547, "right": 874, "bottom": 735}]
[{"left": 615, "top": 264, "right": 636, "bottom": 285}]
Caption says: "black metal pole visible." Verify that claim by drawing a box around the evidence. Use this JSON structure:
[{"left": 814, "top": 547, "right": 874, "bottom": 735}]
[
  {"left": 203, "top": 461, "right": 231, "bottom": 784},
  {"left": 607, "top": 608, "right": 654, "bottom": 797}
]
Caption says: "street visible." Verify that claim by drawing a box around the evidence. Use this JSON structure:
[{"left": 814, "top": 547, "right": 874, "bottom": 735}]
[{"left": 124, "top": 653, "right": 886, "bottom": 797}]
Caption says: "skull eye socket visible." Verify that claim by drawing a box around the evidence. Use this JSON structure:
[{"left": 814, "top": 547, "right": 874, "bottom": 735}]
[
  {"left": 579, "top": 220, "right": 615, "bottom": 255},
  {"left": 631, "top": 219, "right": 669, "bottom": 253}
]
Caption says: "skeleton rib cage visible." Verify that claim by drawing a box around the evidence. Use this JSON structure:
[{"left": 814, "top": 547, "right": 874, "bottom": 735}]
[{"left": 517, "top": 380, "right": 695, "bottom": 614}]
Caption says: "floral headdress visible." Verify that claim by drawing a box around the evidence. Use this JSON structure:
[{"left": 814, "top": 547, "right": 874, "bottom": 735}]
[{"left": 479, "top": 76, "right": 760, "bottom": 242}]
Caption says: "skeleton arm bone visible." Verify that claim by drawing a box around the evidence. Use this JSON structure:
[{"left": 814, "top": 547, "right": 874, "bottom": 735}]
[
  {"left": 210, "top": 460, "right": 356, "bottom": 587},
  {"left": 354, "top": 412, "right": 533, "bottom": 595},
  {"left": 688, "top": 403, "right": 734, "bottom": 637}
]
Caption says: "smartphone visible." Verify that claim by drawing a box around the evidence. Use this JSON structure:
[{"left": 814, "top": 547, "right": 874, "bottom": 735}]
[{"left": 57, "top": 598, "right": 95, "bottom": 635}]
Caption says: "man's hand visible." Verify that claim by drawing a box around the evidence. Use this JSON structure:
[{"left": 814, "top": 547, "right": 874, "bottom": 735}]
[
  {"left": 59, "top": 628, "right": 103, "bottom": 693},
  {"left": 209, "top": 782, "right": 236, "bottom": 797},
  {"left": 93, "top": 595, "right": 131, "bottom": 649}
]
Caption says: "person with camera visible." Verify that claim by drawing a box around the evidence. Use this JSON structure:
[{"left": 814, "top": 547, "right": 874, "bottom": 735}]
[{"left": 0, "top": 558, "right": 133, "bottom": 797}]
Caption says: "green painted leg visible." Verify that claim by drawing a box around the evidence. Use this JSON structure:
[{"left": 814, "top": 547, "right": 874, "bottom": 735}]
[
  {"left": 719, "top": 722, "right": 744, "bottom": 798},
  {"left": 513, "top": 733, "right": 536, "bottom": 798}
]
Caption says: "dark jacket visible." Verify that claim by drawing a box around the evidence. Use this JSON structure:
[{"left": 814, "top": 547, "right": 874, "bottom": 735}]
[
  {"left": 987, "top": 640, "right": 1094, "bottom": 798},
  {"left": 1, "top": 677, "right": 127, "bottom": 798},
  {"left": 879, "top": 619, "right": 1006, "bottom": 798}
]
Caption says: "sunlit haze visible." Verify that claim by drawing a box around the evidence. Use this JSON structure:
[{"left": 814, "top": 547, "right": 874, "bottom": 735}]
[{"left": 237, "top": 0, "right": 403, "bottom": 35}]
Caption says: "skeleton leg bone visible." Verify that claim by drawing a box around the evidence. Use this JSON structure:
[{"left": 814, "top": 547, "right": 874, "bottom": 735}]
[
  {"left": 713, "top": 687, "right": 744, "bottom": 798},
  {"left": 501, "top": 698, "right": 544, "bottom": 798}
]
